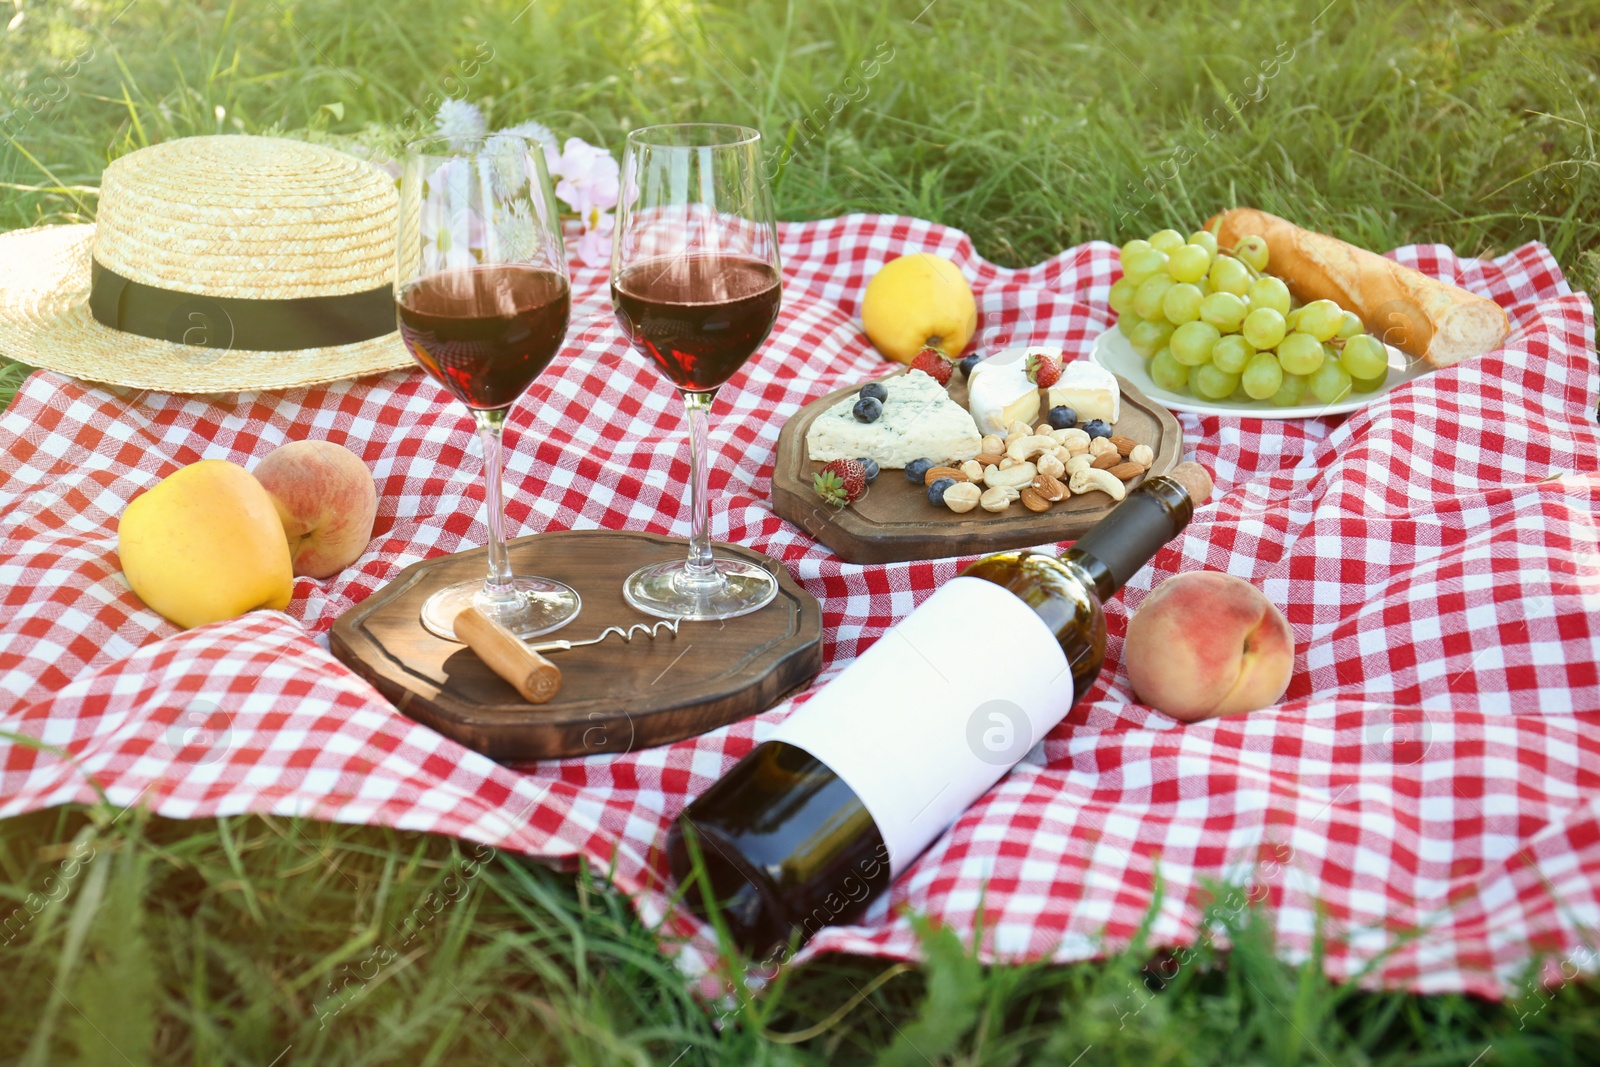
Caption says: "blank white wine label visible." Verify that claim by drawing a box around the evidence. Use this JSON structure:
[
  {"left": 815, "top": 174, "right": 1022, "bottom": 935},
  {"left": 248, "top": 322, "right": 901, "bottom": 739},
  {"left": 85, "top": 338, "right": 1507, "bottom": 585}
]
[{"left": 769, "top": 576, "right": 1075, "bottom": 880}]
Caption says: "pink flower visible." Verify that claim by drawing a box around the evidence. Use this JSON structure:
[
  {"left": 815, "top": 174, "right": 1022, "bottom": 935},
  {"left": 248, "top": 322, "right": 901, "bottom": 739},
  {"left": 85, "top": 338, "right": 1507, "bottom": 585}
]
[
  {"left": 575, "top": 204, "right": 615, "bottom": 266},
  {"left": 550, "top": 137, "right": 620, "bottom": 217},
  {"left": 550, "top": 137, "right": 619, "bottom": 266}
]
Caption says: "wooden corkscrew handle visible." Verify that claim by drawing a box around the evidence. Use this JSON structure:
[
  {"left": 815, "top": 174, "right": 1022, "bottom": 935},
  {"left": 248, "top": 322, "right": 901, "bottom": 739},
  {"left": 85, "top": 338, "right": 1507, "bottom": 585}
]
[{"left": 454, "top": 606, "right": 562, "bottom": 704}]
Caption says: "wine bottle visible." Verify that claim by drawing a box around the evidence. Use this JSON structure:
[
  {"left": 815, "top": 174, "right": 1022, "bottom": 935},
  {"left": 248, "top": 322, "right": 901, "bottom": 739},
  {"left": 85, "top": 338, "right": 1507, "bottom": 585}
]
[{"left": 666, "top": 462, "right": 1213, "bottom": 955}]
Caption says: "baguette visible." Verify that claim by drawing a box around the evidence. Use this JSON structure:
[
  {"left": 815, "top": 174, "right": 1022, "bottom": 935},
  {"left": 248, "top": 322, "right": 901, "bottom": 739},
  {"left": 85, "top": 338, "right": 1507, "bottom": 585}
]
[{"left": 1206, "top": 208, "right": 1509, "bottom": 368}]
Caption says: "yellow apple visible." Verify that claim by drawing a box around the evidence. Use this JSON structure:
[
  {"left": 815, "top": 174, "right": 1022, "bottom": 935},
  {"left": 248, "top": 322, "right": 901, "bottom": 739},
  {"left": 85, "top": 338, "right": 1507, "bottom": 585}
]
[
  {"left": 117, "top": 460, "right": 295, "bottom": 629},
  {"left": 860, "top": 252, "right": 978, "bottom": 363}
]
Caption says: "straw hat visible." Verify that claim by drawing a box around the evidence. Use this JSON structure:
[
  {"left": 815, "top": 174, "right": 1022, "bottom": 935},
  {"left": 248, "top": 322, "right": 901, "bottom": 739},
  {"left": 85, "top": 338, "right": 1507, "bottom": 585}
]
[{"left": 0, "top": 135, "right": 415, "bottom": 394}]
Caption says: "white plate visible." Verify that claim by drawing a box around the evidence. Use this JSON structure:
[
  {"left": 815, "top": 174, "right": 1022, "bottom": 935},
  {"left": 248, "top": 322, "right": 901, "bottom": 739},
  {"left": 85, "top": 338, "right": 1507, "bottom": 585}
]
[{"left": 1089, "top": 323, "right": 1430, "bottom": 419}]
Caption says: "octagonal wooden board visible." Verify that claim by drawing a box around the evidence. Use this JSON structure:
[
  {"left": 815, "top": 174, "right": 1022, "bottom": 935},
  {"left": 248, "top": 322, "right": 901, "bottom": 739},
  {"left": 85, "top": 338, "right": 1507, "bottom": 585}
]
[
  {"left": 330, "top": 530, "right": 821, "bottom": 762},
  {"left": 772, "top": 369, "right": 1184, "bottom": 564}
]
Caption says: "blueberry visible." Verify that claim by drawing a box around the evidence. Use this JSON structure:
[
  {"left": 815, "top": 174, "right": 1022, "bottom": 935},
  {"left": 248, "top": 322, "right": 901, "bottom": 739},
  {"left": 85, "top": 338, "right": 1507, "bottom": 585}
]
[
  {"left": 959, "top": 353, "right": 981, "bottom": 379},
  {"left": 856, "top": 457, "right": 880, "bottom": 483},
  {"left": 905, "top": 458, "right": 934, "bottom": 483},
  {"left": 1047, "top": 405, "right": 1078, "bottom": 431},
  {"left": 852, "top": 395, "right": 883, "bottom": 423},
  {"left": 858, "top": 381, "right": 889, "bottom": 403},
  {"left": 927, "top": 477, "right": 956, "bottom": 506},
  {"left": 1083, "top": 419, "right": 1112, "bottom": 440}
]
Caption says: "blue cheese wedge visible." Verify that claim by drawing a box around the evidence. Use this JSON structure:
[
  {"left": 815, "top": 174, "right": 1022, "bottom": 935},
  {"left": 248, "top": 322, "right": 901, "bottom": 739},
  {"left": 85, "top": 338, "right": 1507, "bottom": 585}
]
[
  {"left": 805, "top": 370, "right": 981, "bottom": 469},
  {"left": 1047, "top": 359, "right": 1120, "bottom": 423}
]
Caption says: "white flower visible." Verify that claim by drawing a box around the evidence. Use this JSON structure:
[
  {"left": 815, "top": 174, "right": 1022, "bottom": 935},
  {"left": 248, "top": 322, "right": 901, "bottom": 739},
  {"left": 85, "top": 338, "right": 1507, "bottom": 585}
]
[
  {"left": 481, "top": 134, "right": 531, "bottom": 202},
  {"left": 491, "top": 198, "right": 544, "bottom": 263},
  {"left": 434, "top": 98, "right": 485, "bottom": 150},
  {"left": 420, "top": 202, "right": 475, "bottom": 273},
  {"left": 496, "top": 119, "right": 561, "bottom": 170},
  {"left": 549, "top": 136, "right": 620, "bottom": 217},
  {"left": 420, "top": 158, "right": 477, "bottom": 271}
]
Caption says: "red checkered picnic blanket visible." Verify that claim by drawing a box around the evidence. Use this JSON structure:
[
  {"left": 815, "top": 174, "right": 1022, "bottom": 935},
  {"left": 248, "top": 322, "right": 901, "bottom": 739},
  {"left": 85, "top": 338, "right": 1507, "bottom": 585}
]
[{"left": 2, "top": 215, "right": 1596, "bottom": 998}]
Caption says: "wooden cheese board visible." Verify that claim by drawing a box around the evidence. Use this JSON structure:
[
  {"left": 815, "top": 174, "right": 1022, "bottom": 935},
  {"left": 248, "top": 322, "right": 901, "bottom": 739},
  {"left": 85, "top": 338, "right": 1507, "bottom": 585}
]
[
  {"left": 330, "top": 530, "right": 822, "bottom": 762},
  {"left": 772, "top": 369, "right": 1183, "bottom": 564}
]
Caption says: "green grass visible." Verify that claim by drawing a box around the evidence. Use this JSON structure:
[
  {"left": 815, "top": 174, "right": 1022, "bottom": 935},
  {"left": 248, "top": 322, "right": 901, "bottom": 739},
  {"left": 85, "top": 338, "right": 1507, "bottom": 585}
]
[
  {"left": 5, "top": 802, "right": 1600, "bottom": 1066},
  {"left": 2, "top": 0, "right": 1599, "bottom": 1061}
]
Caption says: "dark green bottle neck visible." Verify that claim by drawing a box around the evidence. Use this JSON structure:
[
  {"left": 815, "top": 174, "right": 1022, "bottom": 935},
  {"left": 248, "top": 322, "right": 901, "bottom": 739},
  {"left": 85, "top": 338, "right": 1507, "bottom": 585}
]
[{"left": 1061, "top": 474, "right": 1194, "bottom": 601}]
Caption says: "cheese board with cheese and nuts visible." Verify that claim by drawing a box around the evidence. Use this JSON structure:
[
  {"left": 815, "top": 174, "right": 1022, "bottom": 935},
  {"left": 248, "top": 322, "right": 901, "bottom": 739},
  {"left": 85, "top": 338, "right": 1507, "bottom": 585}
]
[{"left": 772, "top": 347, "right": 1184, "bottom": 564}]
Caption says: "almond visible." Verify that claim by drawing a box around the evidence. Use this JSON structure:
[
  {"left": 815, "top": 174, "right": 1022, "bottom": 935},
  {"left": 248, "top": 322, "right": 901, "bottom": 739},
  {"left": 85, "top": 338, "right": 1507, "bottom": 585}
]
[
  {"left": 1092, "top": 451, "right": 1122, "bottom": 470},
  {"left": 974, "top": 451, "right": 1006, "bottom": 467},
  {"left": 1033, "top": 473, "right": 1067, "bottom": 502},
  {"left": 1107, "top": 462, "right": 1143, "bottom": 482},
  {"left": 1019, "top": 486, "right": 1051, "bottom": 513},
  {"left": 924, "top": 465, "right": 967, "bottom": 485},
  {"left": 1109, "top": 435, "right": 1138, "bottom": 457}
]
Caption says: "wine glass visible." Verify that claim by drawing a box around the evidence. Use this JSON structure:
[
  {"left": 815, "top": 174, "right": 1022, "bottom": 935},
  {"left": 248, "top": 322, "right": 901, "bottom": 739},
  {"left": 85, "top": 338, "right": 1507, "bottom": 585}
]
[
  {"left": 397, "top": 133, "right": 582, "bottom": 640},
  {"left": 610, "top": 124, "right": 783, "bottom": 621}
]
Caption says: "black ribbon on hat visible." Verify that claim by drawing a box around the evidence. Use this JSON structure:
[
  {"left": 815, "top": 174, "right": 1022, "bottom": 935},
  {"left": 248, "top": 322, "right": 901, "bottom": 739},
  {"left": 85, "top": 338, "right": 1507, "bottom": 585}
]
[{"left": 88, "top": 260, "right": 395, "bottom": 352}]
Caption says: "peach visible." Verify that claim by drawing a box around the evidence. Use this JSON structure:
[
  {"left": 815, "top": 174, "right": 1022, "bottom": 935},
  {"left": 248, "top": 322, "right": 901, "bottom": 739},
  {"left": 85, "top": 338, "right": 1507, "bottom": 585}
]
[
  {"left": 252, "top": 441, "right": 378, "bottom": 579},
  {"left": 1124, "top": 571, "right": 1293, "bottom": 722}
]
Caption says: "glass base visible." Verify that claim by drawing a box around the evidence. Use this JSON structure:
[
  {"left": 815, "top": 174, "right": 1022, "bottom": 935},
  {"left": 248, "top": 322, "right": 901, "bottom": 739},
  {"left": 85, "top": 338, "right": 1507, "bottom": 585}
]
[
  {"left": 623, "top": 556, "right": 779, "bottom": 621},
  {"left": 420, "top": 576, "right": 582, "bottom": 642}
]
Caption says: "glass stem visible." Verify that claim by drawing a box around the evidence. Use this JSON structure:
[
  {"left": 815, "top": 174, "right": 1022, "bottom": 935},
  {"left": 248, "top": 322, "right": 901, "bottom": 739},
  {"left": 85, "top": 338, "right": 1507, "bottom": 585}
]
[
  {"left": 475, "top": 407, "right": 521, "bottom": 614},
  {"left": 680, "top": 388, "right": 722, "bottom": 589}
]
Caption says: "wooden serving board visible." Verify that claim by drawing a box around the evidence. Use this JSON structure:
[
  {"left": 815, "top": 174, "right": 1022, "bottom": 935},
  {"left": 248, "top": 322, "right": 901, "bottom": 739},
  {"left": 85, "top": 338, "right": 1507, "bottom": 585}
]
[
  {"left": 772, "top": 370, "right": 1183, "bottom": 564},
  {"left": 330, "top": 530, "right": 822, "bottom": 762}
]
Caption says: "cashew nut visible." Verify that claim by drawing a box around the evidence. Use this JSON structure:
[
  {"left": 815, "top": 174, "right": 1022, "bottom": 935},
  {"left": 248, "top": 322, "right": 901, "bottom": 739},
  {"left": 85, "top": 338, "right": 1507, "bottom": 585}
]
[
  {"left": 1006, "top": 434, "right": 1057, "bottom": 462},
  {"left": 1129, "top": 443, "right": 1154, "bottom": 469},
  {"left": 1069, "top": 467, "right": 1126, "bottom": 501},
  {"left": 1066, "top": 454, "right": 1095, "bottom": 476},
  {"left": 1036, "top": 452, "right": 1066, "bottom": 478},
  {"left": 1007, "top": 420, "right": 1034, "bottom": 440},
  {"left": 983, "top": 461, "right": 1038, "bottom": 490},
  {"left": 943, "top": 481, "right": 982, "bottom": 513}
]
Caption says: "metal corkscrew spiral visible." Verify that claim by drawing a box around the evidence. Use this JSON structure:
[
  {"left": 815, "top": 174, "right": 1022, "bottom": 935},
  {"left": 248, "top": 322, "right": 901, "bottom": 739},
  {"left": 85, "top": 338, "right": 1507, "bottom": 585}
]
[{"left": 527, "top": 617, "right": 681, "bottom": 653}]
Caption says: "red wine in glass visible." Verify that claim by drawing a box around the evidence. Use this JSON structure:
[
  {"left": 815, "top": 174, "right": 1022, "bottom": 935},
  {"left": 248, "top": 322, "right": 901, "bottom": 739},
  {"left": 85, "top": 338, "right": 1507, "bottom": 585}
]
[
  {"left": 396, "top": 133, "right": 580, "bottom": 642},
  {"left": 611, "top": 254, "right": 781, "bottom": 392},
  {"left": 609, "top": 123, "right": 782, "bottom": 622},
  {"left": 399, "top": 263, "right": 572, "bottom": 410}
]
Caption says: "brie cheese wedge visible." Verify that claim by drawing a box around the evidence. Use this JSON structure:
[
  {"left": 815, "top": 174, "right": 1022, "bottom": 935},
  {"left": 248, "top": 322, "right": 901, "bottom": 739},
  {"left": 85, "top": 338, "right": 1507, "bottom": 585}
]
[
  {"left": 1046, "top": 359, "right": 1120, "bottom": 423},
  {"left": 969, "top": 345, "right": 1122, "bottom": 431},
  {"left": 805, "top": 370, "right": 982, "bottom": 469},
  {"left": 966, "top": 353, "right": 1040, "bottom": 436}
]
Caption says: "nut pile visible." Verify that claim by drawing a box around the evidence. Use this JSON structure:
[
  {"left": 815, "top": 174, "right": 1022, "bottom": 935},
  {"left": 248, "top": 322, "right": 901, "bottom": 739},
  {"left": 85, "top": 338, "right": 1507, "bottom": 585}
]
[{"left": 924, "top": 421, "right": 1154, "bottom": 515}]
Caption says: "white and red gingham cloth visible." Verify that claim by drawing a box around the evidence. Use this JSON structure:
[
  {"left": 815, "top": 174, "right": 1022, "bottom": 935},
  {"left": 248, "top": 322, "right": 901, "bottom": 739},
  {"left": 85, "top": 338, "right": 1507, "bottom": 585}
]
[{"left": 1, "top": 215, "right": 1596, "bottom": 998}]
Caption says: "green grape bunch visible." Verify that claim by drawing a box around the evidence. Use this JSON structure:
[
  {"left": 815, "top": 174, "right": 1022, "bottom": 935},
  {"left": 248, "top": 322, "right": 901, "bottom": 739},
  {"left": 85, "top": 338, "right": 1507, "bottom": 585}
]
[{"left": 1110, "top": 225, "right": 1390, "bottom": 407}]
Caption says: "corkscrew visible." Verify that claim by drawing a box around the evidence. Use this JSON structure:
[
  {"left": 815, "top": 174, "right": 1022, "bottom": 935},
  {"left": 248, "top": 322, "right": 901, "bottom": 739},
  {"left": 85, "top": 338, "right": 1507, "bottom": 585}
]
[{"left": 526, "top": 617, "right": 682, "bottom": 654}]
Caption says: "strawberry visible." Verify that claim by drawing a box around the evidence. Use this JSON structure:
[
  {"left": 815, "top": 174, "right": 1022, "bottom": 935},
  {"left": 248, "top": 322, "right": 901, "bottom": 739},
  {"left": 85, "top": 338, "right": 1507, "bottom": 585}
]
[
  {"left": 1026, "top": 350, "right": 1061, "bottom": 389},
  {"left": 813, "top": 458, "right": 868, "bottom": 507},
  {"left": 908, "top": 348, "right": 953, "bottom": 386}
]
